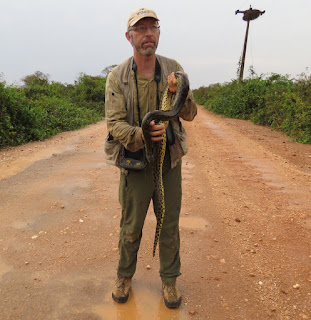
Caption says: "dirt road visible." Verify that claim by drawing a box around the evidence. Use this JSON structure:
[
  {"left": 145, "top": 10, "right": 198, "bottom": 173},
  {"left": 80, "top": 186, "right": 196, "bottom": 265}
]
[{"left": 0, "top": 105, "right": 310, "bottom": 320}]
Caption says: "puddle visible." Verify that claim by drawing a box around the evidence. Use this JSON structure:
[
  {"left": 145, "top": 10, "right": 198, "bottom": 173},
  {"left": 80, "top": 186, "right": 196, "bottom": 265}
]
[
  {"left": 0, "top": 143, "right": 75, "bottom": 181},
  {"left": 182, "top": 161, "right": 195, "bottom": 184},
  {"left": 242, "top": 156, "right": 293, "bottom": 191},
  {"left": 181, "top": 173, "right": 193, "bottom": 183},
  {"left": 239, "top": 154, "right": 311, "bottom": 209},
  {"left": 93, "top": 284, "right": 189, "bottom": 320},
  {"left": 179, "top": 216, "right": 209, "bottom": 231},
  {"left": 75, "top": 161, "right": 107, "bottom": 171},
  {"left": 305, "top": 218, "right": 311, "bottom": 230},
  {"left": 12, "top": 210, "right": 63, "bottom": 232},
  {"left": 11, "top": 220, "right": 32, "bottom": 230},
  {"left": 50, "top": 177, "right": 90, "bottom": 197},
  {"left": 203, "top": 120, "right": 230, "bottom": 137},
  {"left": 0, "top": 258, "right": 12, "bottom": 280},
  {"left": 182, "top": 162, "right": 195, "bottom": 170}
]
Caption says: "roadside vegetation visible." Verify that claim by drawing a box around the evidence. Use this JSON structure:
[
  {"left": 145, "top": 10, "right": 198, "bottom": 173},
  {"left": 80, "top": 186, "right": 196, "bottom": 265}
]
[
  {"left": 0, "top": 71, "right": 106, "bottom": 148},
  {"left": 1, "top": 68, "right": 311, "bottom": 149},
  {"left": 193, "top": 71, "right": 311, "bottom": 144}
]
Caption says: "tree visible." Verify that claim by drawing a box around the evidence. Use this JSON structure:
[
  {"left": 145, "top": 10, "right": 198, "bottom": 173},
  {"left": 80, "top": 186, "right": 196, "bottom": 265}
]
[
  {"left": 0, "top": 72, "right": 5, "bottom": 84},
  {"left": 101, "top": 65, "right": 117, "bottom": 77},
  {"left": 22, "top": 71, "right": 50, "bottom": 87}
]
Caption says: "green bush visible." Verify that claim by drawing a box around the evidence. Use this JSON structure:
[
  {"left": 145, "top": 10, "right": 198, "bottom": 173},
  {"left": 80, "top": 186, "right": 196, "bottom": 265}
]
[
  {"left": 193, "top": 73, "right": 311, "bottom": 144},
  {"left": 0, "top": 71, "right": 106, "bottom": 148},
  {"left": 0, "top": 83, "right": 34, "bottom": 147},
  {"left": 72, "top": 73, "right": 106, "bottom": 115},
  {"left": 28, "top": 96, "right": 101, "bottom": 141}
]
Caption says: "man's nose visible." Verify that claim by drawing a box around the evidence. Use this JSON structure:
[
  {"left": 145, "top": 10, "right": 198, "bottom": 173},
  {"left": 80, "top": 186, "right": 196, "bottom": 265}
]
[{"left": 145, "top": 26, "right": 153, "bottom": 35}]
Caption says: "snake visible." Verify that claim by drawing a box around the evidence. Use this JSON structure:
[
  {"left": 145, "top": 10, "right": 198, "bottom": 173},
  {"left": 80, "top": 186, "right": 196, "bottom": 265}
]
[{"left": 141, "top": 71, "right": 189, "bottom": 256}]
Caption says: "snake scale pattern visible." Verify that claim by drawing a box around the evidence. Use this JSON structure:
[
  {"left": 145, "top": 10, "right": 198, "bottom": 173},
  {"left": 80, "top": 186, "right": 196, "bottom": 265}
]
[{"left": 141, "top": 71, "right": 189, "bottom": 256}]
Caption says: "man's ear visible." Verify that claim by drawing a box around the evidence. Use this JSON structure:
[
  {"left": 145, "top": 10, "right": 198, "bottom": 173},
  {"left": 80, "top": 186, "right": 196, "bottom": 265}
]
[{"left": 125, "top": 31, "right": 131, "bottom": 43}]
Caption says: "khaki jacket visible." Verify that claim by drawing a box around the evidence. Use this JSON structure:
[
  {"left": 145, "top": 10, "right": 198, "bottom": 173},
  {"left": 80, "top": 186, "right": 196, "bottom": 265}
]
[{"left": 104, "top": 54, "right": 197, "bottom": 168}]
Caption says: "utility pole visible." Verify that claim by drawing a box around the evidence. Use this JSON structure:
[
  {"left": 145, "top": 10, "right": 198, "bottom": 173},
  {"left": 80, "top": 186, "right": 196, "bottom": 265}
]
[{"left": 235, "top": 6, "right": 265, "bottom": 80}]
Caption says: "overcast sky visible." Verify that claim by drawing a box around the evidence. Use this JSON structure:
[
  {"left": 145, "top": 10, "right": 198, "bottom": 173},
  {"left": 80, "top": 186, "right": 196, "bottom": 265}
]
[{"left": 1, "top": 0, "right": 310, "bottom": 89}]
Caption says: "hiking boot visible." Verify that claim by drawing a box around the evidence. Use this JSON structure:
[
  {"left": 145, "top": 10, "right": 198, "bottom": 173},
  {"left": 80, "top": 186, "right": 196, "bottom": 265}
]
[
  {"left": 112, "top": 275, "right": 132, "bottom": 303},
  {"left": 162, "top": 280, "right": 182, "bottom": 309}
]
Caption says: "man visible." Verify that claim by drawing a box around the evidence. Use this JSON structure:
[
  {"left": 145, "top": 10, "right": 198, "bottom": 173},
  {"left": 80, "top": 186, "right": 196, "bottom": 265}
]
[{"left": 104, "top": 7, "right": 197, "bottom": 309}]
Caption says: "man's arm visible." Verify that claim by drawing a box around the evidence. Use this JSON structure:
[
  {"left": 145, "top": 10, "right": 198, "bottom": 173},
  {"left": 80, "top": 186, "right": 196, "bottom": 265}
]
[
  {"left": 179, "top": 89, "right": 197, "bottom": 121},
  {"left": 105, "top": 72, "right": 144, "bottom": 152}
]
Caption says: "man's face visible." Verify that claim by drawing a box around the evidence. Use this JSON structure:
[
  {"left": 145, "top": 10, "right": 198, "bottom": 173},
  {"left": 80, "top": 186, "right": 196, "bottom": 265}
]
[{"left": 126, "top": 18, "right": 160, "bottom": 57}]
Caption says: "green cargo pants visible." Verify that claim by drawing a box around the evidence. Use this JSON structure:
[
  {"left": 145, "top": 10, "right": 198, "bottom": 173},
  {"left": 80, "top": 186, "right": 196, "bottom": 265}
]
[{"left": 117, "top": 152, "right": 182, "bottom": 285}]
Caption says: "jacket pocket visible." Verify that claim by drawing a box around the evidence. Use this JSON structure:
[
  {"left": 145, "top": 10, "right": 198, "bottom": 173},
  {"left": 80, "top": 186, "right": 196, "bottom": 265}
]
[{"left": 104, "top": 134, "right": 121, "bottom": 167}]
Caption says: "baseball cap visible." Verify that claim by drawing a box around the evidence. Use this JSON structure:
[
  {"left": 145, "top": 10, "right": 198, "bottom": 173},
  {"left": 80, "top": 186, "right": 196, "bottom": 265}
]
[{"left": 127, "top": 8, "right": 159, "bottom": 29}]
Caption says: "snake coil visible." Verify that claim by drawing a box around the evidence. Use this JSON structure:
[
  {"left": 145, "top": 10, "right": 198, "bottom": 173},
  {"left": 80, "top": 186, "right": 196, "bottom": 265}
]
[{"left": 141, "top": 71, "right": 189, "bottom": 256}]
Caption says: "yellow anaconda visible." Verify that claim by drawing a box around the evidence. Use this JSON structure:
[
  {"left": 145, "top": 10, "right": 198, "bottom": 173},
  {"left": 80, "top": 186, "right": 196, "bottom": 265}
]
[{"left": 141, "top": 71, "right": 189, "bottom": 256}]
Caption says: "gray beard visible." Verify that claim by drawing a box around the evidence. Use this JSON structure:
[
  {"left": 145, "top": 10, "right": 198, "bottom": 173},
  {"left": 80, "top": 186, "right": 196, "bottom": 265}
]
[
  {"left": 134, "top": 44, "right": 157, "bottom": 56},
  {"left": 131, "top": 35, "right": 158, "bottom": 57}
]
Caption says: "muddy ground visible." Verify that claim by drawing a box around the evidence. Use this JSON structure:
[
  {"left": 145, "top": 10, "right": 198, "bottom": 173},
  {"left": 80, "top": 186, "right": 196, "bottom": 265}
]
[{"left": 0, "top": 105, "right": 310, "bottom": 320}]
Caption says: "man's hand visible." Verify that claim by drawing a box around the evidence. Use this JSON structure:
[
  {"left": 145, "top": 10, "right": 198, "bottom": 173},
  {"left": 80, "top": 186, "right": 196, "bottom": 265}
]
[
  {"left": 149, "top": 121, "right": 167, "bottom": 142},
  {"left": 168, "top": 71, "right": 188, "bottom": 93},
  {"left": 168, "top": 72, "right": 177, "bottom": 93}
]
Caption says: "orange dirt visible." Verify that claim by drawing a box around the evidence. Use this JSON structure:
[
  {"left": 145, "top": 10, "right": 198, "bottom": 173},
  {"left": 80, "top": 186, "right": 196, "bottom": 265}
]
[{"left": 0, "top": 105, "right": 310, "bottom": 320}]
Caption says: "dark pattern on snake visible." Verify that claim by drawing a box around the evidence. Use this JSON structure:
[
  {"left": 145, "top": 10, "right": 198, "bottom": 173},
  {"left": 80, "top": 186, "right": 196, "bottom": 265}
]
[{"left": 141, "top": 72, "right": 189, "bottom": 256}]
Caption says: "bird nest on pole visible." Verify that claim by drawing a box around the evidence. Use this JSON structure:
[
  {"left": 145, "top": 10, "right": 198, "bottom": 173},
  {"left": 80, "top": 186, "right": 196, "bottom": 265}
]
[{"left": 235, "top": 6, "right": 265, "bottom": 21}]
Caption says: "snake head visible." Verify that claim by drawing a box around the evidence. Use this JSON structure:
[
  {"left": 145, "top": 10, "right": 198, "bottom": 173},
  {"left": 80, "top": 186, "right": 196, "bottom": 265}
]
[{"left": 174, "top": 71, "right": 189, "bottom": 79}]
